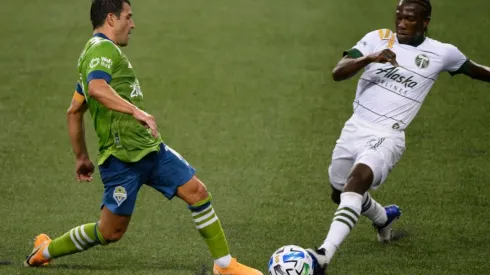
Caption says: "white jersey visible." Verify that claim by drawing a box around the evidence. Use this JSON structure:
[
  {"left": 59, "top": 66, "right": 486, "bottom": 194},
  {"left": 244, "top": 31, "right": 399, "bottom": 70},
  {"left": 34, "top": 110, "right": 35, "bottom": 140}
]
[{"left": 350, "top": 29, "right": 467, "bottom": 130}]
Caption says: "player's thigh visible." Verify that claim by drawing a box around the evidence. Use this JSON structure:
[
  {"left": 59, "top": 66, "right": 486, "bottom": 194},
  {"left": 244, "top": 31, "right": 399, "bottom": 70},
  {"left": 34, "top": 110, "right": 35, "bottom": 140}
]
[
  {"left": 148, "top": 143, "right": 196, "bottom": 200},
  {"left": 355, "top": 136, "right": 405, "bottom": 189},
  {"left": 98, "top": 155, "right": 148, "bottom": 216}
]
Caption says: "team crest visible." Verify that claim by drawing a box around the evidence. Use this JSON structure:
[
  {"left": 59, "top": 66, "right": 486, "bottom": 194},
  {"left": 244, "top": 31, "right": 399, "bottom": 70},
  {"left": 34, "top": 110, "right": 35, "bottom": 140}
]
[
  {"left": 415, "top": 54, "right": 430, "bottom": 69},
  {"left": 113, "top": 186, "right": 127, "bottom": 206}
]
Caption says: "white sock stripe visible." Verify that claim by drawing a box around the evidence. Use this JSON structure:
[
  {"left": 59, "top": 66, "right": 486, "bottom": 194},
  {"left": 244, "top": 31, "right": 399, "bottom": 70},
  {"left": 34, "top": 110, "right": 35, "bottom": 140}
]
[
  {"left": 75, "top": 227, "right": 87, "bottom": 248},
  {"left": 196, "top": 216, "right": 219, "bottom": 229},
  {"left": 80, "top": 224, "right": 95, "bottom": 244},
  {"left": 70, "top": 229, "right": 84, "bottom": 251},
  {"left": 193, "top": 209, "right": 215, "bottom": 224},
  {"left": 80, "top": 225, "right": 95, "bottom": 244},
  {"left": 333, "top": 216, "right": 355, "bottom": 229},
  {"left": 335, "top": 209, "right": 359, "bottom": 222},
  {"left": 191, "top": 205, "right": 212, "bottom": 217}
]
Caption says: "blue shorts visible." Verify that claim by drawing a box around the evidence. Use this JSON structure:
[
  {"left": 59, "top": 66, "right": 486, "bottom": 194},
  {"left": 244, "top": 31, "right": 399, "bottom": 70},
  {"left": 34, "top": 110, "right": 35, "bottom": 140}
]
[{"left": 98, "top": 143, "right": 195, "bottom": 215}]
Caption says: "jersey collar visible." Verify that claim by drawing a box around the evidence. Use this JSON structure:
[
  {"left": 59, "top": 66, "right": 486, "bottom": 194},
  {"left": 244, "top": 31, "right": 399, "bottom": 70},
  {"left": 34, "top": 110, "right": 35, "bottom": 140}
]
[
  {"left": 395, "top": 34, "right": 427, "bottom": 48},
  {"left": 93, "top": 32, "right": 113, "bottom": 42}
]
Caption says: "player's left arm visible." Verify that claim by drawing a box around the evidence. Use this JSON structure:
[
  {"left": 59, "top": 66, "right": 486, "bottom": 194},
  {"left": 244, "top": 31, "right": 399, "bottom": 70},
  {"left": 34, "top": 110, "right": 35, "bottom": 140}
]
[
  {"left": 66, "top": 85, "right": 94, "bottom": 182},
  {"left": 455, "top": 60, "right": 490, "bottom": 82}
]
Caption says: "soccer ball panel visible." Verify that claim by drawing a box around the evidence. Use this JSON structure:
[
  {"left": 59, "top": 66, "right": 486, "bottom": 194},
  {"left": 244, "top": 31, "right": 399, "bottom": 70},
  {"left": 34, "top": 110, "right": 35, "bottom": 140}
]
[{"left": 268, "top": 245, "right": 313, "bottom": 275}]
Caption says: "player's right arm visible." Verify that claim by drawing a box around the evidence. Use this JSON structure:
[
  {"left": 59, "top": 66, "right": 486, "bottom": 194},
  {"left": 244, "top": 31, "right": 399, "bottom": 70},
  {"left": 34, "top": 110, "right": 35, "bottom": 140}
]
[
  {"left": 66, "top": 84, "right": 94, "bottom": 182},
  {"left": 332, "top": 30, "right": 398, "bottom": 82},
  {"left": 83, "top": 41, "right": 158, "bottom": 137}
]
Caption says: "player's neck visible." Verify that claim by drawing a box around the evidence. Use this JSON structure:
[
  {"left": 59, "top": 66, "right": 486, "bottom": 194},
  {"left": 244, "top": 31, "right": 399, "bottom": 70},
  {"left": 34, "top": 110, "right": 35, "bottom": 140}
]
[{"left": 405, "top": 35, "right": 426, "bottom": 47}]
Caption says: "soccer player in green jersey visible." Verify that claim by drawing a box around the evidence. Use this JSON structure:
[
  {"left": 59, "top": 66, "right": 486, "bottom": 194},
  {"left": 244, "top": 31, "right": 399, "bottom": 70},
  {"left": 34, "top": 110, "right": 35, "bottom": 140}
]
[{"left": 24, "top": 1, "right": 262, "bottom": 274}]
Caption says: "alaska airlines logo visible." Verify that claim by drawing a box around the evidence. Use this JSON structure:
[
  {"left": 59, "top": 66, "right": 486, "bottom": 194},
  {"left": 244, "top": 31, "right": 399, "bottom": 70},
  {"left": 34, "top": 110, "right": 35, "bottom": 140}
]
[{"left": 375, "top": 67, "right": 418, "bottom": 88}]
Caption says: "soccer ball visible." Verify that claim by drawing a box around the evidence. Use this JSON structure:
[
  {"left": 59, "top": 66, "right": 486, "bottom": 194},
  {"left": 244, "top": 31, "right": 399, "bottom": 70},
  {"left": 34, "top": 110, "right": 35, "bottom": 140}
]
[{"left": 268, "top": 245, "right": 313, "bottom": 275}]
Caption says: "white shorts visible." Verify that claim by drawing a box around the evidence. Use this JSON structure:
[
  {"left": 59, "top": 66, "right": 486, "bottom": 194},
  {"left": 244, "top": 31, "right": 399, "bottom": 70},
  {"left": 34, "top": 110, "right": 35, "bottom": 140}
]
[{"left": 329, "top": 114, "right": 406, "bottom": 191}]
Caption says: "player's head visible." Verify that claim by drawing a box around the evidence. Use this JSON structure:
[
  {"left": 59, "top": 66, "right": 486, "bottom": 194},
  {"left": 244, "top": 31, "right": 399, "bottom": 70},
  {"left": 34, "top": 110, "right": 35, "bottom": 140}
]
[
  {"left": 90, "top": 0, "right": 134, "bottom": 47},
  {"left": 395, "top": 0, "right": 432, "bottom": 45}
]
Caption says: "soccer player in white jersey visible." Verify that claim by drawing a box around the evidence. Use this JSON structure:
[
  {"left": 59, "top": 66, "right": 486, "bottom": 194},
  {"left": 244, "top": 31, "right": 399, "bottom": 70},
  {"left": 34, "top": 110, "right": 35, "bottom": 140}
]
[{"left": 307, "top": 0, "right": 490, "bottom": 274}]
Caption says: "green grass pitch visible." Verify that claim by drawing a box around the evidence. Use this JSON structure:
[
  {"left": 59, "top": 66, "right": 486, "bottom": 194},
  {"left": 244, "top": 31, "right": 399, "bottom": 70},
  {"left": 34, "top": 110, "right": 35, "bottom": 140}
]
[{"left": 0, "top": 0, "right": 489, "bottom": 274}]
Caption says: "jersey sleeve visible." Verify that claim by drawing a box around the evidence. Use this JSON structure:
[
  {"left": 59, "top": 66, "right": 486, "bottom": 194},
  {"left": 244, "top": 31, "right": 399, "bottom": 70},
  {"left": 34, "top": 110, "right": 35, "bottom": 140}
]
[
  {"left": 443, "top": 44, "right": 468, "bottom": 74},
  {"left": 344, "top": 29, "right": 391, "bottom": 58},
  {"left": 82, "top": 40, "right": 121, "bottom": 84},
  {"left": 73, "top": 81, "right": 85, "bottom": 103}
]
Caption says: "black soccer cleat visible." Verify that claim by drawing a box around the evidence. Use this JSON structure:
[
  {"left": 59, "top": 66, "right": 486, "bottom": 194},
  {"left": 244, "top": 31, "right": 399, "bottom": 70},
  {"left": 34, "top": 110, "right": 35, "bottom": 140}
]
[{"left": 306, "top": 248, "right": 328, "bottom": 275}]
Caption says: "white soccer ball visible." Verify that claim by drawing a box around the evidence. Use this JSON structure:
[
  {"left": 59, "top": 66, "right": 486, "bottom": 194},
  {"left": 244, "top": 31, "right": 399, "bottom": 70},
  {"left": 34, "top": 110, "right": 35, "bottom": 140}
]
[{"left": 268, "top": 245, "right": 314, "bottom": 275}]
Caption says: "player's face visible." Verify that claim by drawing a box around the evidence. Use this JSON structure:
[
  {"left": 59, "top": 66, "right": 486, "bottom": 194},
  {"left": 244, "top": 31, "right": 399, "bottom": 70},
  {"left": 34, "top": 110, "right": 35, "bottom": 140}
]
[
  {"left": 395, "top": 2, "right": 428, "bottom": 45},
  {"left": 114, "top": 3, "right": 134, "bottom": 47}
]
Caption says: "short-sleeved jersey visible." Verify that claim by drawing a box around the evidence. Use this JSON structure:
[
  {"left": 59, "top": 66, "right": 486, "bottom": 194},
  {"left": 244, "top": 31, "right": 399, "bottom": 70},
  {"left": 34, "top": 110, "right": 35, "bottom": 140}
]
[
  {"left": 76, "top": 33, "right": 161, "bottom": 165},
  {"left": 346, "top": 29, "right": 468, "bottom": 130}
]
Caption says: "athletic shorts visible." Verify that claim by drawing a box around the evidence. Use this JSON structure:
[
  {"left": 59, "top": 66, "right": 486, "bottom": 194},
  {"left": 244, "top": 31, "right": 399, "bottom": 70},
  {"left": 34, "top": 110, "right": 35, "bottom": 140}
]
[
  {"left": 329, "top": 114, "right": 406, "bottom": 191},
  {"left": 98, "top": 143, "right": 195, "bottom": 215}
]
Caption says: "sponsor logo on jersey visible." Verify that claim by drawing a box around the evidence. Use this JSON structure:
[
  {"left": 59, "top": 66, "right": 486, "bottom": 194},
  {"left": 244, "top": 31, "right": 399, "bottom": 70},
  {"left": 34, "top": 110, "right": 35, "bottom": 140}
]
[
  {"left": 375, "top": 66, "right": 418, "bottom": 88},
  {"left": 101, "top": 57, "right": 112, "bottom": 69},
  {"left": 415, "top": 54, "right": 430, "bottom": 69},
  {"left": 113, "top": 186, "right": 127, "bottom": 206},
  {"left": 89, "top": 58, "right": 100, "bottom": 68}
]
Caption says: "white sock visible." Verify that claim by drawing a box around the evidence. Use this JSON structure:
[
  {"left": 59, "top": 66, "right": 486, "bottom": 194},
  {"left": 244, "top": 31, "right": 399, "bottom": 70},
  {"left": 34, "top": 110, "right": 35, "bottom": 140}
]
[
  {"left": 42, "top": 246, "right": 52, "bottom": 259},
  {"left": 361, "top": 192, "right": 387, "bottom": 226},
  {"left": 320, "top": 192, "right": 363, "bottom": 263},
  {"left": 215, "top": 254, "right": 232, "bottom": 268}
]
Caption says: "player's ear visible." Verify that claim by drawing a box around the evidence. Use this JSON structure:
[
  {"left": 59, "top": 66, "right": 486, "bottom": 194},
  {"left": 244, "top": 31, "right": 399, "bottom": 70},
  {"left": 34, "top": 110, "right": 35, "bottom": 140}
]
[
  {"left": 423, "top": 18, "right": 430, "bottom": 31},
  {"left": 106, "top": 13, "right": 117, "bottom": 27}
]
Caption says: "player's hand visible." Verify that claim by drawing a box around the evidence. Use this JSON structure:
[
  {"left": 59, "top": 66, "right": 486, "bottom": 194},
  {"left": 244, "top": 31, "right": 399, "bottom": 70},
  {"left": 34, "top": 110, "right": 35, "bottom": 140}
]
[
  {"left": 370, "top": 49, "right": 399, "bottom": 67},
  {"left": 132, "top": 108, "right": 159, "bottom": 138},
  {"left": 75, "top": 156, "right": 94, "bottom": 182}
]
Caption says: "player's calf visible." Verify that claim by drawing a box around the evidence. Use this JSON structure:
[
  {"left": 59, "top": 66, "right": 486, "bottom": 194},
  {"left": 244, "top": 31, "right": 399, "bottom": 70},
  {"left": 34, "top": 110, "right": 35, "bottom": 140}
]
[{"left": 179, "top": 177, "right": 261, "bottom": 274}]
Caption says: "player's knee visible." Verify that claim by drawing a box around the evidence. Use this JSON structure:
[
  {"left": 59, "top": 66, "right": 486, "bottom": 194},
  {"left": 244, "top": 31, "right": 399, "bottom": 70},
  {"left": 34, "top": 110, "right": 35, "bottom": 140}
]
[
  {"left": 351, "top": 163, "right": 374, "bottom": 182},
  {"left": 344, "top": 163, "right": 374, "bottom": 193},
  {"left": 194, "top": 181, "right": 209, "bottom": 202},
  {"left": 101, "top": 228, "right": 126, "bottom": 243},
  {"left": 188, "top": 178, "right": 209, "bottom": 205}
]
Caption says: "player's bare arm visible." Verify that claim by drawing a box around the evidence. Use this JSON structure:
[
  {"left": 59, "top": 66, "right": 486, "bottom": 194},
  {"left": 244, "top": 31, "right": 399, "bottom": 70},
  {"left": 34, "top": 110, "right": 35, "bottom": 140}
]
[
  {"left": 88, "top": 79, "right": 159, "bottom": 137},
  {"left": 66, "top": 94, "right": 94, "bottom": 182},
  {"left": 332, "top": 49, "right": 398, "bottom": 82},
  {"left": 459, "top": 60, "right": 490, "bottom": 82}
]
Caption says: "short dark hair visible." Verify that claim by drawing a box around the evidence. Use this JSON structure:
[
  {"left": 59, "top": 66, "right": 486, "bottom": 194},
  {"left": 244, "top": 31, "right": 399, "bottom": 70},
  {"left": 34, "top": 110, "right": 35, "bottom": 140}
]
[
  {"left": 403, "top": 0, "right": 432, "bottom": 19},
  {"left": 90, "top": 0, "right": 131, "bottom": 30}
]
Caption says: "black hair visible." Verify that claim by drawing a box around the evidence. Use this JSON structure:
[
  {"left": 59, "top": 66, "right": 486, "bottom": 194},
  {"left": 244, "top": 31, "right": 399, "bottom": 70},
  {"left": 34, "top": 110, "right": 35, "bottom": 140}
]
[
  {"left": 405, "top": 0, "right": 432, "bottom": 19},
  {"left": 90, "top": 0, "right": 131, "bottom": 30}
]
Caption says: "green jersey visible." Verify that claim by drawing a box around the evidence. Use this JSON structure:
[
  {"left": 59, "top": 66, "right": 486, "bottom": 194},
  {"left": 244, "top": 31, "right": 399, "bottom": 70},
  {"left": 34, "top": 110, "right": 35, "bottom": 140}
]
[{"left": 76, "top": 33, "right": 161, "bottom": 165}]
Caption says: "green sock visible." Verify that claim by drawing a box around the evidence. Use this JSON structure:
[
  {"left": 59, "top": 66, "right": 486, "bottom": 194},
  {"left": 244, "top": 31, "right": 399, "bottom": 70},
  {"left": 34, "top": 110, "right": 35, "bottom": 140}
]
[
  {"left": 47, "top": 222, "right": 107, "bottom": 259},
  {"left": 189, "top": 196, "right": 230, "bottom": 259}
]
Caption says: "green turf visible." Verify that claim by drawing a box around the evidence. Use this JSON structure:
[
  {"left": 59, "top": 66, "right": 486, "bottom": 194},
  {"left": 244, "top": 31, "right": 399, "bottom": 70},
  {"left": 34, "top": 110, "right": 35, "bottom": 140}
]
[{"left": 1, "top": 0, "right": 490, "bottom": 274}]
